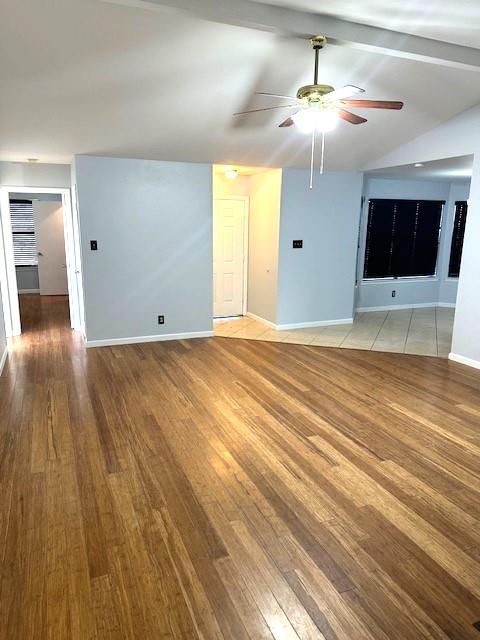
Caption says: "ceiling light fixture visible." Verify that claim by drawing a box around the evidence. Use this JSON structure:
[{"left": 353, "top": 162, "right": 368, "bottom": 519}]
[
  {"left": 291, "top": 108, "right": 338, "bottom": 134},
  {"left": 233, "top": 35, "right": 404, "bottom": 189},
  {"left": 414, "top": 163, "right": 424, "bottom": 168},
  {"left": 224, "top": 168, "right": 238, "bottom": 180}
]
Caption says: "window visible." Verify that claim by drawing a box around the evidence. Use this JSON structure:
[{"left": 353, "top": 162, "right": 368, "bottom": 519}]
[
  {"left": 448, "top": 201, "right": 468, "bottom": 278},
  {"left": 10, "top": 199, "right": 38, "bottom": 266},
  {"left": 363, "top": 199, "right": 444, "bottom": 279}
]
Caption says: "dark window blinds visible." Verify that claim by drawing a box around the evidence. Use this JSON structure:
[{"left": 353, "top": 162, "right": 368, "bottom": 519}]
[
  {"left": 364, "top": 199, "right": 444, "bottom": 279},
  {"left": 448, "top": 201, "right": 468, "bottom": 278}
]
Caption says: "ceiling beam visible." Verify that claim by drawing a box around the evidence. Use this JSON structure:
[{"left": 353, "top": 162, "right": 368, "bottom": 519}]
[{"left": 103, "top": 0, "right": 480, "bottom": 71}]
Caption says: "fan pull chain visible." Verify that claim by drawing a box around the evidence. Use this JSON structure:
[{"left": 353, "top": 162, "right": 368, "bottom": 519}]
[
  {"left": 320, "top": 130, "right": 325, "bottom": 175},
  {"left": 309, "top": 128, "right": 316, "bottom": 190}
]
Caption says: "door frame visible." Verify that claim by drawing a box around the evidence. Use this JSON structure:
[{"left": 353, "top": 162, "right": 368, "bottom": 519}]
[
  {"left": 0, "top": 186, "right": 85, "bottom": 337},
  {"left": 213, "top": 196, "right": 249, "bottom": 317}
]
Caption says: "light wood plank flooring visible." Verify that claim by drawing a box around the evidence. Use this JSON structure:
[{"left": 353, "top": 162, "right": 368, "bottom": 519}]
[
  {"left": 1, "top": 294, "right": 480, "bottom": 639},
  {"left": 215, "top": 307, "right": 455, "bottom": 357}
]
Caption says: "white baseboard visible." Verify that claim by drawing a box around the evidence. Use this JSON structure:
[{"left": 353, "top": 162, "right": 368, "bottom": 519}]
[
  {"left": 448, "top": 353, "right": 480, "bottom": 370},
  {"left": 86, "top": 330, "right": 214, "bottom": 348},
  {"left": 438, "top": 302, "right": 456, "bottom": 308},
  {"left": 0, "top": 346, "right": 8, "bottom": 376},
  {"left": 246, "top": 312, "right": 276, "bottom": 328},
  {"left": 18, "top": 289, "right": 40, "bottom": 294},
  {"left": 247, "top": 312, "right": 353, "bottom": 331},
  {"left": 276, "top": 318, "right": 354, "bottom": 331},
  {"left": 355, "top": 302, "right": 456, "bottom": 312}
]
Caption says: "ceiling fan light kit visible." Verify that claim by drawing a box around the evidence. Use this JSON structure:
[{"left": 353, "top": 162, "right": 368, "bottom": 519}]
[{"left": 233, "top": 34, "right": 404, "bottom": 189}]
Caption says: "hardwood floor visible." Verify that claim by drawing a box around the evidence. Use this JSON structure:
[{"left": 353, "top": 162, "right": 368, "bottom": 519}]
[{"left": 1, "top": 294, "right": 480, "bottom": 639}]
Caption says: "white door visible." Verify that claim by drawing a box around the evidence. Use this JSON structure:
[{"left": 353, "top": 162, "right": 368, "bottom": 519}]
[
  {"left": 213, "top": 198, "right": 246, "bottom": 317},
  {"left": 33, "top": 202, "right": 68, "bottom": 295}
]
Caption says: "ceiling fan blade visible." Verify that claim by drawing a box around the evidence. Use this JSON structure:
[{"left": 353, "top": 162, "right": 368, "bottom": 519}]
[
  {"left": 341, "top": 99, "right": 404, "bottom": 110},
  {"left": 337, "top": 109, "right": 367, "bottom": 125},
  {"left": 323, "top": 85, "right": 365, "bottom": 102},
  {"left": 233, "top": 104, "right": 298, "bottom": 115},
  {"left": 256, "top": 92, "right": 299, "bottom": 100},
  {"left": 278, "top": 116, "right": 295, "bottom": 127}
]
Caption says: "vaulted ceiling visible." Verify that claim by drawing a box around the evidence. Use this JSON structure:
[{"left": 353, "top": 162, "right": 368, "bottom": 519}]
[{"left": 1, "top": 0, "right": 480, "bottom": 170}]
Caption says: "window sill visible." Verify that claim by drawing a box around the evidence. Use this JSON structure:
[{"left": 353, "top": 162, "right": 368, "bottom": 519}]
[{"left": 362, "top": 277, "right": 439, "bottom": 284}]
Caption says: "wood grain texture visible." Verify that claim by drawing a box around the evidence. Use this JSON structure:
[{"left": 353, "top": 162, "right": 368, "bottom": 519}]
[{"left": 1, "top": 294, "right": 480, "bottom": 639}]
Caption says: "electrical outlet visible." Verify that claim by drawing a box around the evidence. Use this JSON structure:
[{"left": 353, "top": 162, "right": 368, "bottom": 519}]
[
  {"left": 292, "top": 240, "right": 303, "bottom": 249},
  {"left": 90, "top": 240, "right": 98, "bottom": 251},
  {"left": 158, "top": 315, "right": 165, "bottom": 325},
  {"left": 392, "top": 290, "right": 396, "bottom": 298}
]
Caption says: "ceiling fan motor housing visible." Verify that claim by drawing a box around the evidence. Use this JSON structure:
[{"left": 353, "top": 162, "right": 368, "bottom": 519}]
[{"left": 296, "top": 84, "right": 335, "bottom": 104}]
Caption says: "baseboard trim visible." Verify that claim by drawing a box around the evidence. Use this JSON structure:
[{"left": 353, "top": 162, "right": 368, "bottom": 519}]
[
  {"left": 0, "top": 346, "right": 8, "bottom": 376},
  {"left": 448, "top": 353, "right": 480, "bottom": 370},
  {"left": 355, "top": 303, "right": 456, "bottom": 312},
  {"left": 246, "top": 312, "right": 353, "bottom": 331},
  {"left": 18, "top": 289, "right": 40, "bottom": 294},
  {"left": 276, "top": 318, "right": 354, "bottom": 331},
  {"left": 246, "top": 312, "right": 276, "bottom": 328},
  {"left": 86, "top": 330, "right": 214, "bottom": 348}
]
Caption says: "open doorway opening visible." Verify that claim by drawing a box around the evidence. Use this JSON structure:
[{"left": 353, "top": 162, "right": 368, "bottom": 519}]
[
  {"left": 353, "top": 154, "right": 472, "bottom": 357},
  {"left": 212, "top": 164, "right": 282, "bottom": 328},
  {"left": 0, "top": 186, "right": 84, "bottom": 339}
]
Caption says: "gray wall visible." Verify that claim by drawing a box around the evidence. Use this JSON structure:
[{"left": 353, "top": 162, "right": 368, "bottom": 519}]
[
  {"left": 74, "top": 155, "right": 213, "bottom": 343},
  {"left": 16, "top": 266, "right": 39, "bottom": 292},
  {"left": 247, "top": 170, "right": 282, "bottom": 324},
  {"left": 0, "top": 162, "right": 71, "bottom": 188},
  {"left": 356, "top": 177, "right": 470, "bottom": 309},
  {"left": 277, "top": 169, "right": 363, "bottom": 326}
]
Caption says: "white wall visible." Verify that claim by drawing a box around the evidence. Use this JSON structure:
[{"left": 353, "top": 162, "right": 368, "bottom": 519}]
[
  {"left": 451, "top": 154, "right": 480, "bottom": 365},
  {"left": 74, "top": 155, "right": 213, "bottom": 344},
  {"left": 277, "top": 169, "right": 363, "bottom": 326},
  {"left": 247, "top": 170, "right": 282, "bottom": 324},
  {"left": 356, "top": 177, "right": 469, "bottom": 310},
  {"left": 0, "top": 285, "right": 6, "bottom": 374}
]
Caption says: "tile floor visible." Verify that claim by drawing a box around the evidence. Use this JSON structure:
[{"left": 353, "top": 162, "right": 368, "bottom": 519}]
[{"left": 214, "top": 306, "right": 455, "bottom": 358}]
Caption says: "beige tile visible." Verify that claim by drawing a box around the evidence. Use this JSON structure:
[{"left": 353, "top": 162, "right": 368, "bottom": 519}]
[
  {"left": 257, "top": 329, "right": 290, "bottom": 342},
  {"left": 372, "top": 308, "right": 412, "bottom": 354},
  {"left": 215, "top": 308, "right": 454, "bottom": 359},
  {"left": 341, "top": 311, "right": 387, "bottom": 350},
  {"left": 310, "top": 333, "right": 347, "bottom": 348},
  {"left": 405, "top": 308, "right": 438, "bottom": 356}
]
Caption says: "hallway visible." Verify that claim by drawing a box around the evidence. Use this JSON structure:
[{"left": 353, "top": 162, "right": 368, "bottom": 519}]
[{"left": 1, "top": 296, "right": 480, "bottom": 639}]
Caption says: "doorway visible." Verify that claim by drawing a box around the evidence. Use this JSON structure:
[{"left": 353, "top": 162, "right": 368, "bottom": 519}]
[{"left": 0, "top": 186, "right": 84, "bottom": 338}]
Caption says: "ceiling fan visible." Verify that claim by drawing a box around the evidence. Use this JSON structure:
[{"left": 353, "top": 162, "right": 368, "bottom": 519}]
[{"left": 233, "top": 35, "right": 404, "bottom": 187}]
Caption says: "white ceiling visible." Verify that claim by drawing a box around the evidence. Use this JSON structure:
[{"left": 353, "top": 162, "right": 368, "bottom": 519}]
[
  {"left": 1, "top": 0, "right": 480, "bottom": 169},
  {"left": 254, "top": 0, "right": 480, "bottom": 48},
  {"left": 366, "top": 155, "right": 473, "bottom": 182}
]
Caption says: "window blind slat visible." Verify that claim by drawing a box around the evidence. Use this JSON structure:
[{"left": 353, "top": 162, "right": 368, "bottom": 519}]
[{"left": 9, "top": 200, "right": 38, "bottom": 266}]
